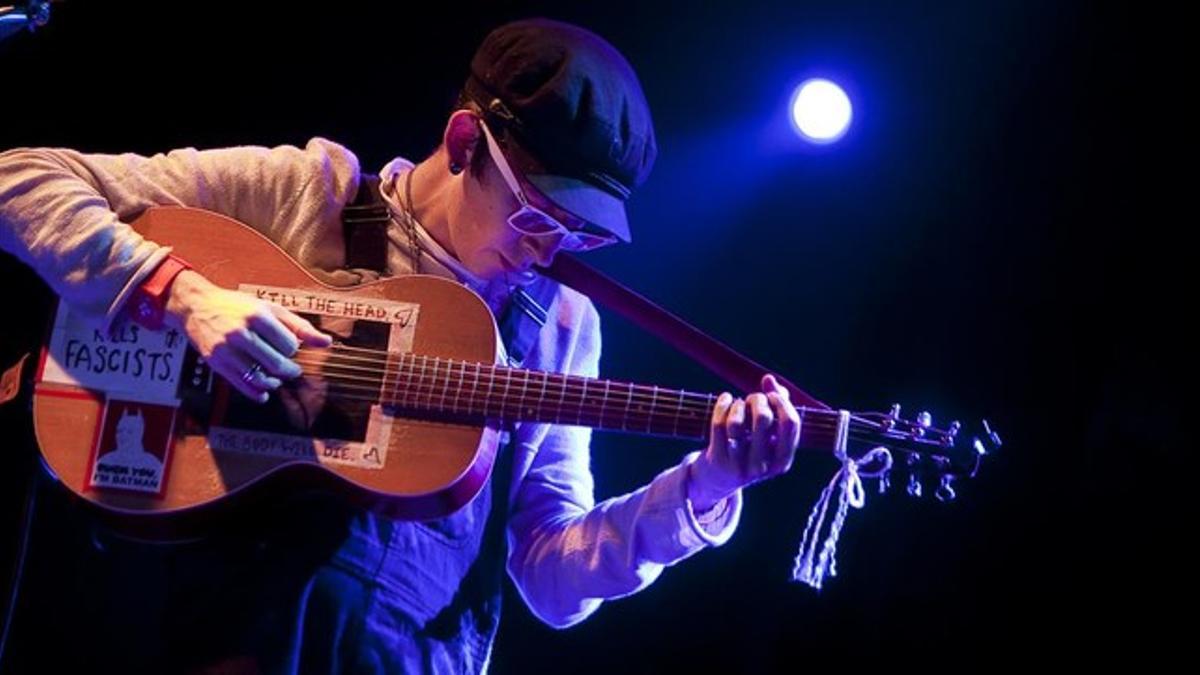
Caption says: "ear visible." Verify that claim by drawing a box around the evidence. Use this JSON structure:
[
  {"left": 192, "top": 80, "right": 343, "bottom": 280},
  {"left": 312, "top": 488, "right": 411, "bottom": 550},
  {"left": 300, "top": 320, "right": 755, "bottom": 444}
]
[{"left": 443, "top": 109, "right": 483, "bottom": 173}]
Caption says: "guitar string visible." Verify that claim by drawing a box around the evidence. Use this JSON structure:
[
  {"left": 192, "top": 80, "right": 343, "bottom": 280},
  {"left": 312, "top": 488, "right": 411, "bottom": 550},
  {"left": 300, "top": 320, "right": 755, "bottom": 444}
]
[
  {"left": 291, "top": 345, "right": 889, "bottom": 429},
  {"left": 289, "top": 354, "right": 851, "bottom": 428},
  {"left": 302, "top": 345, "right": 925, "bottom": 436},
  {"left": 262, "top": 368, "right": 908, "bottom": 446},
  {"left": 296, "top": 345, "right": 726, "bottom": 413}
]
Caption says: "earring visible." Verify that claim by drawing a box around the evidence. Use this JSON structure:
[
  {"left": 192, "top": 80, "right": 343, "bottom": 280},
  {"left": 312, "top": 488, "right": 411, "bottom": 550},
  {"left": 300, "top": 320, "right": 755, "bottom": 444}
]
[{"left": 449, "top": 161, "right": 463, "bottom": 175}]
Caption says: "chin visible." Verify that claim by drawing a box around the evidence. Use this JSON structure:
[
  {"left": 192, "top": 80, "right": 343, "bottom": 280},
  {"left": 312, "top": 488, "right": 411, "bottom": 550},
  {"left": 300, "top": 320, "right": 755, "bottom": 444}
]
[
  {"left": 480, "top": 264, "right": 509, "bottom": 283},
  {"left": 491, "top": 255, "right": 519, "bottom": 279}
]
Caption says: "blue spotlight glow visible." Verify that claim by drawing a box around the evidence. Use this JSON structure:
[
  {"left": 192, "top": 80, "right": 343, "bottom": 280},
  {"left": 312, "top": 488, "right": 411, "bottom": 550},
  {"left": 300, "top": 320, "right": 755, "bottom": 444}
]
[{"left": 790, "top": 79, "right": 852, "bottom": 144}]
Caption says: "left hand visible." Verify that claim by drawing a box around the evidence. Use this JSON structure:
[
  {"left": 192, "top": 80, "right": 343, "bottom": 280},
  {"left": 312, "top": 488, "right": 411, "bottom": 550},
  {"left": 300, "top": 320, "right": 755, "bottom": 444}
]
[{"left": 687, "top": 374, "right": 802, "bottom": 511}]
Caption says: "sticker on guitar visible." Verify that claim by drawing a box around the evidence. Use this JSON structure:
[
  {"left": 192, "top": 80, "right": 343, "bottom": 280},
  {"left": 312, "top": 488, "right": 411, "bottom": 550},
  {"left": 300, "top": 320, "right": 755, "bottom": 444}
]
[
  {"left": 86, "top": 400, "right": 177, "bottom": 495},
  {"left": 41, "top": 303, "right": 189, "bottom": 403},
  {"left": 204, "top": 285, "right": 421, "bottom": 471}
]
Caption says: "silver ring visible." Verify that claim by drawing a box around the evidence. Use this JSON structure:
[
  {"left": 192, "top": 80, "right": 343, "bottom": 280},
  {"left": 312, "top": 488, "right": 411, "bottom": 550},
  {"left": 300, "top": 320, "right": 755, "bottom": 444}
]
[{"left": 241, "top": 363, "right": 263, "bottom": 384}]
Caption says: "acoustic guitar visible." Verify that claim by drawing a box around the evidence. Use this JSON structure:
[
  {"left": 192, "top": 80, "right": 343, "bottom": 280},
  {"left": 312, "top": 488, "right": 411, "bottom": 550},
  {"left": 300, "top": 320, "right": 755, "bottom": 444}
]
[{"left": 32, "top": 207, "right": 995, "bottom": 531}]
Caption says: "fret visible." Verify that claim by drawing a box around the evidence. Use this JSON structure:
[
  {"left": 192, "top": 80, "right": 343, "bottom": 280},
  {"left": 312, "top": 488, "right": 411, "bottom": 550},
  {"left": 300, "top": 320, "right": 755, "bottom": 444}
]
[
  {"left": 436, "top": 355, "right": 446, "bottom": 408},
  {"left": 422, "top": 355, "right": 431, "bottom": 409},
  {"left": 647, "top": 385, "right": 659, "bottom": 433},
  {"left": 424, "top": 355, "right": 435, "bottom": 410},
  {"left": 404, "top": 354, "right": 416, "bottom": 408},
  {"left": 415, "top": 355, "right": 425, "bottom": 409},
  {"left": 404, "top": 355, "right": 416, "bottom": 409},
  {"left": 556, "top": 373, "right": 567, "bottom": 424},
  {"left": 500, "top": 364, "right": 512, "bottom": 421},
  {"left": 600, "top": 379, "right": 610, "bottom": 430},
  {"left": 537, "top": 371, "right": 549, "bottom": 422},
  {"left": 400, "top": 355, "right": 415, "bottom": 408},
  {"left": 519, "top": 369, "right": 531, "bottom": 419},
  {"left": 486, "top": 364, "right": 497, "bottom": 417},
  {"left": 385, "top": 353, "right": 398, "bottom": 407},
  {"left": 395, "top": 354, "right": 406, "bottom": 408},
  {"left": 622, "top": 383, "right": 633, "bottom": 431},
  {"left": 673, "top": 388, "right": 684, "bottom": 437},
  {"left": 469, "top": 362, "right": 480, "bottom": 417},
  {"left": 451, "top": 360, "right": 462, "bottom": 413},
  {"left": 577, "top": 379, "right": 589, "bottom": 425}
]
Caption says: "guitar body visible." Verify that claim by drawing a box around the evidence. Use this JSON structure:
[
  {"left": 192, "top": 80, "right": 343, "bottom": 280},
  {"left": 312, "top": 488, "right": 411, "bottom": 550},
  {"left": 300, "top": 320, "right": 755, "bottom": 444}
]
[{"left": 33, "top": 207, "right": 503, "bottom": 528}]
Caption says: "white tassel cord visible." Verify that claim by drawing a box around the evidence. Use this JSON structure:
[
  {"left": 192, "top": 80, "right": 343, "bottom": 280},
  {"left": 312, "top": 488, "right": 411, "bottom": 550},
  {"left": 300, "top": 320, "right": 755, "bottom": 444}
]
[{"left": 792, "top": 410, "right": 893, "bottom": 590}]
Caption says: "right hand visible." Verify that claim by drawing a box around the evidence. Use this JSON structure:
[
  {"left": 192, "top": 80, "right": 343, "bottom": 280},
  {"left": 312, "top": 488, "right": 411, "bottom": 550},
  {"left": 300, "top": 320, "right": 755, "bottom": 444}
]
[{"left": 165, "top": 270, "right": 333, "bottom": 403}]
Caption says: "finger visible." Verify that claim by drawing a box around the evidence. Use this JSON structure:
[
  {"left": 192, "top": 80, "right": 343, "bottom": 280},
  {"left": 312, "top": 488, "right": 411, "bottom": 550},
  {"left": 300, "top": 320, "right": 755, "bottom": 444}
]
[
  {"left": 725, "top": 398, "right": 747, "bottom": 454},
  {"left": 228, "top": 327, "right": 301, "bottom": 380},
  {"left": 249, "top": 306, "right": 302, "bottom": 358},
  {"left": 234, "top": 352, "right": 284, "bottom": 393},
  {"left": 768, "top": 392, "right": 801, "bottom": 474},
  {"left": 761, "top": 373, "right": 789, "bottom": 401},
  {"left": 746, "top": 392, "right": 774, "bottom": 476},
  {"left": 709, "top": 393, "right": 734, "bottom": 460},
  {"left": 272, "top": 304, "right": 334, "bottom": 348},
  {"left": 251, "top": 371, "right": 284, "bottom": 396},
  {"left": 210, "top": 345, "right": 274, "bottom": 403}
]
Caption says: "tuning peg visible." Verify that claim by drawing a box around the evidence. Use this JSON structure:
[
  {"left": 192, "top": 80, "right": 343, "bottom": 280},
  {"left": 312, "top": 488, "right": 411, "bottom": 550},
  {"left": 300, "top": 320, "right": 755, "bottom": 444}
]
[
  {"left": 907, "top": 473, "right": 923, "bottom": 498},
  {"left": 906, "top": 411, "right": 929, "bottom": 439},
  {"left": 882, "top": 403, "right": 901, "bottom": 430},
  {"left": 948, "top": 421, "right": 961, "bottom": 438},
  {"left": 935, "top": 475, "right": 957, "bottom": 502}
]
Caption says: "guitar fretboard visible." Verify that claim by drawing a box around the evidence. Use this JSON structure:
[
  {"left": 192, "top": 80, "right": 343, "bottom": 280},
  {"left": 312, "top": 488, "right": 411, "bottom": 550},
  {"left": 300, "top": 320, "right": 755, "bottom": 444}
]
[{"left": 312, "top": 352, "right": 846, "bottom": 449}]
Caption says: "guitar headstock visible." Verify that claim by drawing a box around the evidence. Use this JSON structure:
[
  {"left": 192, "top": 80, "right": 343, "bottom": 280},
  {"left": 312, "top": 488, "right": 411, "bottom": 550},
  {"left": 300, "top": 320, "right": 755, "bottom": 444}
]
[{"left": 851, "top": 404, "right": 1001, "bottom": 501}]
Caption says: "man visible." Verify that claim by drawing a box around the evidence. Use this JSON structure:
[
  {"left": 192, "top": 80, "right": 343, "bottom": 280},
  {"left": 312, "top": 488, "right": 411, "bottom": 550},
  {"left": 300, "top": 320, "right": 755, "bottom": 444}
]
[{"left": 0, "top": 18, "right": 801, "bottom": 673}]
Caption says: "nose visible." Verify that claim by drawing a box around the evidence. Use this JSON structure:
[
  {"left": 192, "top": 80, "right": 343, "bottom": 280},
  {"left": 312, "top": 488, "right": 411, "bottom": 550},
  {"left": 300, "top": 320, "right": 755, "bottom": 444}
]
[{"left": 523, "top": 234, "right": 563, "bottom": 268}]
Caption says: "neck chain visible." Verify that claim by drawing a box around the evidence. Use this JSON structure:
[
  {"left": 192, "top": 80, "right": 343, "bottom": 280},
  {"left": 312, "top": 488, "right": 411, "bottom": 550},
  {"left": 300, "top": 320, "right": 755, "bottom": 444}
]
[
  {"left": 398, "top": 166, "right": 423, "bottom": 273},
  {"left": 396, "top": 164, "right": 516, "bottom": 312}
]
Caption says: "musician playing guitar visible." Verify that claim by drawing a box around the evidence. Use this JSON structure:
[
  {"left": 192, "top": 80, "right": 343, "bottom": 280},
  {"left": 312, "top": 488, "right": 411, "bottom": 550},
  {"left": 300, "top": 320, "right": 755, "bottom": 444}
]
[{"left": 0, "top": 19, "right": 803, "bottom": 673}]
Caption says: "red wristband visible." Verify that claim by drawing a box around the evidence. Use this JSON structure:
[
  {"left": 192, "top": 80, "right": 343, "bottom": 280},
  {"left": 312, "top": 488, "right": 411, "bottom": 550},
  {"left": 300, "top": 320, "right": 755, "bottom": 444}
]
[{"left": 128, "top": 254, "right": 192, "bottom": 330}]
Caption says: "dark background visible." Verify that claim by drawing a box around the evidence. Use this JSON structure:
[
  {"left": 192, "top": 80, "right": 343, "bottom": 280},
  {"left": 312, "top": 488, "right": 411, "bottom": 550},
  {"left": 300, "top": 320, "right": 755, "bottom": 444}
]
[{"left": 1, "top": 1, "right": 1177, "bottom": 671}]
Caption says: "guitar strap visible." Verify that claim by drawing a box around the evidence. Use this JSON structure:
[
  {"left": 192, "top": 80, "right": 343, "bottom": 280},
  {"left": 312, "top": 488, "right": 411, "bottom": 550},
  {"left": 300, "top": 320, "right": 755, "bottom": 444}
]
[
  {"left": 343, "top": 174, "right": 558, "bottom": 368},
  {"left": 541, "top": 254, "right": 828, "bottom": 407},
  {"left": 341, "top": 175, "right": 391, "bottom": 276}
]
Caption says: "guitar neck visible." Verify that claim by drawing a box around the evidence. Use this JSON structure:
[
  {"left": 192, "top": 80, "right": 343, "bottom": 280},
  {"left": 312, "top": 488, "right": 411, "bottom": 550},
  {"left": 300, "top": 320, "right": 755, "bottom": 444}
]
[{"left": 328, "top": 349, "right": 848, "bottom": 449}]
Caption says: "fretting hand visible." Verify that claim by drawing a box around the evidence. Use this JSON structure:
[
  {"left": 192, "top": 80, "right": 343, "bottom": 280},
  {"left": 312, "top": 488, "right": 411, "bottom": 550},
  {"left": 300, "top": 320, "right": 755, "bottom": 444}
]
[{"left": 687, "top": 374, "right": 802, "bottom": 511}]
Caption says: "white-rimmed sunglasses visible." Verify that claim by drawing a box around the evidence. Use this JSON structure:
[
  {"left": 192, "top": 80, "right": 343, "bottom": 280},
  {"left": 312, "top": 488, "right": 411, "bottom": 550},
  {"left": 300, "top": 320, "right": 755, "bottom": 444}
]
[{"left": 478, "top": 120, "right": 619, "bottom": 252}]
